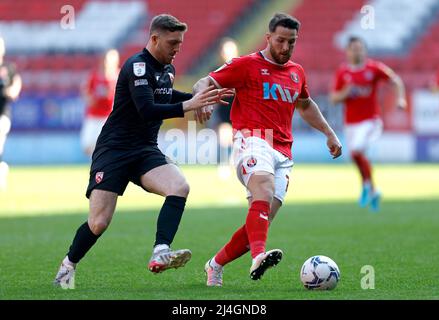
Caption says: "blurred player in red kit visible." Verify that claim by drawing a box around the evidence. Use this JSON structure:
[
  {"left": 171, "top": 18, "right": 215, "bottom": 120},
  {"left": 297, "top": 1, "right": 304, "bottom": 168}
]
[
  {"left": 193, "top": 13, "right": 342, "bottom": 286},
  {"left": 80, "top": 49, "right": 119, "bottom": 157},
  {"left": 330, "top": 36, "right": 407, "bottom": 212}
]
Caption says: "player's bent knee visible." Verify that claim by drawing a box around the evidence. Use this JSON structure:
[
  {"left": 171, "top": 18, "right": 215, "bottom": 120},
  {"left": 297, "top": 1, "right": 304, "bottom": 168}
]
[
  {"left": 88, "top": 218, "right": 111, "bottom": 235},
  {"left": 167, "top": 181, "right": 190, "bottom": 198},
  {"left": 249, "top": 176, "right": 275, "bottom": 202},
  {"left": 251, "top": 188, "right": 274, "bottom": 203}
]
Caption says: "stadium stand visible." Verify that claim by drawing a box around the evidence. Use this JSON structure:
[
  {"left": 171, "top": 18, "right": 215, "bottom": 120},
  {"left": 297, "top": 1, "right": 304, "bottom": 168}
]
[
  {"left": 336, "top": 0, "right": 439, "bottom": 55},
  {"left": 1, "top": 0, "right": 256, "bottom": 96}
]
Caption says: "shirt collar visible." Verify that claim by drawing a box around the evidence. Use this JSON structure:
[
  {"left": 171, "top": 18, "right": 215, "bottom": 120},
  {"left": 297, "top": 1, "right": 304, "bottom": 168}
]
[{"left": 143, "top": 48, "right": 165, "bottom": 70}]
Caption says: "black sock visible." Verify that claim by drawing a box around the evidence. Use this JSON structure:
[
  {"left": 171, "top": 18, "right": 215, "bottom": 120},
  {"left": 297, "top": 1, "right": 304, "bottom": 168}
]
[
  {"left": 154, "top": 196, "right": 187, "bottom": 247},
  {"left": 67, "top": 222, "right": 101, "bottom": 263}
]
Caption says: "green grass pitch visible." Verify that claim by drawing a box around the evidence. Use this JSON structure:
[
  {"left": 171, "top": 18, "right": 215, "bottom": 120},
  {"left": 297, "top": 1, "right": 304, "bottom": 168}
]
[{"left": 0, "top": 164, "right": 438, "bottom": 299}]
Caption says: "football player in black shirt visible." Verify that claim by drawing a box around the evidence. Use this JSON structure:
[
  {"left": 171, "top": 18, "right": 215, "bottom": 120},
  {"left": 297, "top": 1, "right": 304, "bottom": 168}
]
[{"left": 54, "top": 14, "right": 231, "bottom": 288}]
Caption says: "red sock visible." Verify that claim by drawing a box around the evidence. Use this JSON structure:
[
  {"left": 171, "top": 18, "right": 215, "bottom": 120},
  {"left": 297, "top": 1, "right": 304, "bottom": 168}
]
[
  {"left": 215, "top": 225, "right": 250, "bottom": 266},
  {"left": 245, "top": 200, "right": 270, "bottom": 258},
  {"left": 351, "top": 152, "right": 373, "bottom": 187}
]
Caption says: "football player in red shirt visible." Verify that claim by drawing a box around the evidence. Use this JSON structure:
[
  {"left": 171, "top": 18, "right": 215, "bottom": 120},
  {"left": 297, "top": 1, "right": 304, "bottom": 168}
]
[
  {"left": 330, "top": 36, "right": 406, "bottom": 212},
  {"left": 193, "top": 13, "right": 342, "bottom": 286},
  {"left": 80, "top": 49, "right": 120, "bottom": 157}
]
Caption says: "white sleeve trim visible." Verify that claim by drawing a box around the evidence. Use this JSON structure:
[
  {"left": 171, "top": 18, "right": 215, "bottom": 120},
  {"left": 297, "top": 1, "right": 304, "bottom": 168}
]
[{"left": 208, "top": 75, "right": 223, "bottom": 89}]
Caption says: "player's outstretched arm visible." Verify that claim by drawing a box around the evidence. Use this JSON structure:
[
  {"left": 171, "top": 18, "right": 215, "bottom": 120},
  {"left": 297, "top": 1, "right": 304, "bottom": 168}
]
[
  {"left": 129, "top": 72, "right": 230, "bottom": 122},
  {"left": 296, "top": 97, "right": 342, "bottom": 159},
  {"left": 388, "top": 71, "right": 407, "bottom": 110},
  {"left": 329, "top": 85, "right": 352, "bottom": 105}
]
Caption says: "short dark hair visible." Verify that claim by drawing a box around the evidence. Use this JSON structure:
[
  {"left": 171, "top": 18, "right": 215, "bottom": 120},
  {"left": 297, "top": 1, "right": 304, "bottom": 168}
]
[
  {"left": 347, "top": 36, "right": 366, "bottom": 48},
  {"left": 149, "top": 14, "right": 187, "bottom": 34},
  {"left": 268, "top": 13, "right": 300, "bottom": 33}
]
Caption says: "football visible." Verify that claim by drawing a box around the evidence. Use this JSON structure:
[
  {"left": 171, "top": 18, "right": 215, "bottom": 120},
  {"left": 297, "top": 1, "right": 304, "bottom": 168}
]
[{"left": 300, "top": 255, "right": 340, "bottom": 290}]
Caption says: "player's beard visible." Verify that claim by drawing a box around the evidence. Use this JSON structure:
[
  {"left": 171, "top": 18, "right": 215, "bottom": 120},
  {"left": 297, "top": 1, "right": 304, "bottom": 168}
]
[{"left": 270, "top": 47, "right": 291, "bottom": 64}]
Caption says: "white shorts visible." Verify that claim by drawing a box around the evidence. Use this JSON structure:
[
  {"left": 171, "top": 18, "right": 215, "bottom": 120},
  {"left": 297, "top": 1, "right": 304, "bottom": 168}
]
[
  {"left": 80, "top": 117, "right": 107, "bottom": 152},
  {"left": 232, "top": 131, "right": 294, "bottom": 203},
  {"left": 0, "top": 115, "right": 11, "bottom": 155},
  {"left": 345, "top": 118, "right": 383, "bottom": 153}
]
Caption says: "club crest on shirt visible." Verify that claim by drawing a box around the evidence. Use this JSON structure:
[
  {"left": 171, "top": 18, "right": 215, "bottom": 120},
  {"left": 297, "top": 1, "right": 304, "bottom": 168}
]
[
  {"left": 290, "top": 72, "right": 299, "bottom": 83},
  {"left": 133, "top": 62, "right": 146, "bottom": 76},
  {"left": 247, "top": 157, "right": 257, "bottom": 168},
  {"left": 95, "top": 172, "right": 104, "bottom": 184}
]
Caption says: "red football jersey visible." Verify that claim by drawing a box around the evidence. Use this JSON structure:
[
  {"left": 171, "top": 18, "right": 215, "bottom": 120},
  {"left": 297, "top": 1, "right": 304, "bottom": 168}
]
[
  {"left": 333, "top": 59, "right": 391, "bottom": 124},
  {"left": 85, "top": 70, "right": 117, "bottom": 117},
  {"left": 209, "top": 52, "right": 309, "bottom": 159}
]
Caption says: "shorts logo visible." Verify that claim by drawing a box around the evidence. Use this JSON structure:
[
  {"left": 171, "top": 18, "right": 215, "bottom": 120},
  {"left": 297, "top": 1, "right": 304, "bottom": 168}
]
[
  {"left": 247, "top": 157, "right": 257, "bottom": 168},
  {"left": 291, "top": 72, "right": 299, "bottom": 83},
  {"left": 133, "top": 62, "right": 146, "bottom": 76},
  {"left": 95, "top": 172, "right": 104, "bottom": 184}
]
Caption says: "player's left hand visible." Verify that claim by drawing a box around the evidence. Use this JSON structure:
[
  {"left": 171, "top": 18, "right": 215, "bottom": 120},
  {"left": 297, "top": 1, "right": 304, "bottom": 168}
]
[
  {"left": 194, "top": 105, "right": 214, "bottom": 124},
  {"left": 327, "top": 134, "right": 342, "bottom": 159}
]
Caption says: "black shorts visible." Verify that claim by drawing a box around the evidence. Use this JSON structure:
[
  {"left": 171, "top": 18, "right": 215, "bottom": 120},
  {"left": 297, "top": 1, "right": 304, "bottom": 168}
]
[{"left": 86, "top": 145, "right": 173, "bottom": 199}]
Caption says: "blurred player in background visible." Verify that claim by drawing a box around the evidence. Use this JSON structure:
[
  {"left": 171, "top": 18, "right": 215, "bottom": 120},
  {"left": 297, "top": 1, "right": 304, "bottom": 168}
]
[
  {"left": 193, "top": 13, "right": 342, "bottom": 286},
  {"left": 80, "top": 48, "right": 119, "bottom": 157},
  {"left": 330, "top": 36, "right": 407, "bottom": 212},
  {"left": 211, "top": 38, "right": 238, "bottom": 178},
  {"left": 0, "top": 36, "right": 22, "bottom": 191},
  {"left": 53, "top": 14, "right": 231, "bottom": 289}
]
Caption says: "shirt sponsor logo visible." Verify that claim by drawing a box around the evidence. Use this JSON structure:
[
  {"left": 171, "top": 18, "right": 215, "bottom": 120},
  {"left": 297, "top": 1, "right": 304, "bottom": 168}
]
[
  {"left": 134, "top": 79, "right": 149, "bottom": 86},
  {"left": 263, "top": 82, "right": 299, "bottom": 103},
  {"left": 154, "top": 88, "right": 173, "bottom": 95},
  {"left": 364, "top": 70, "right": 373, "bottom": 81},
  {"left": 133, "top": 62, "right": 146, "bottom": 76},
  {"left": 349, "top": 85, "right": 372, "bottom": 98}
]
